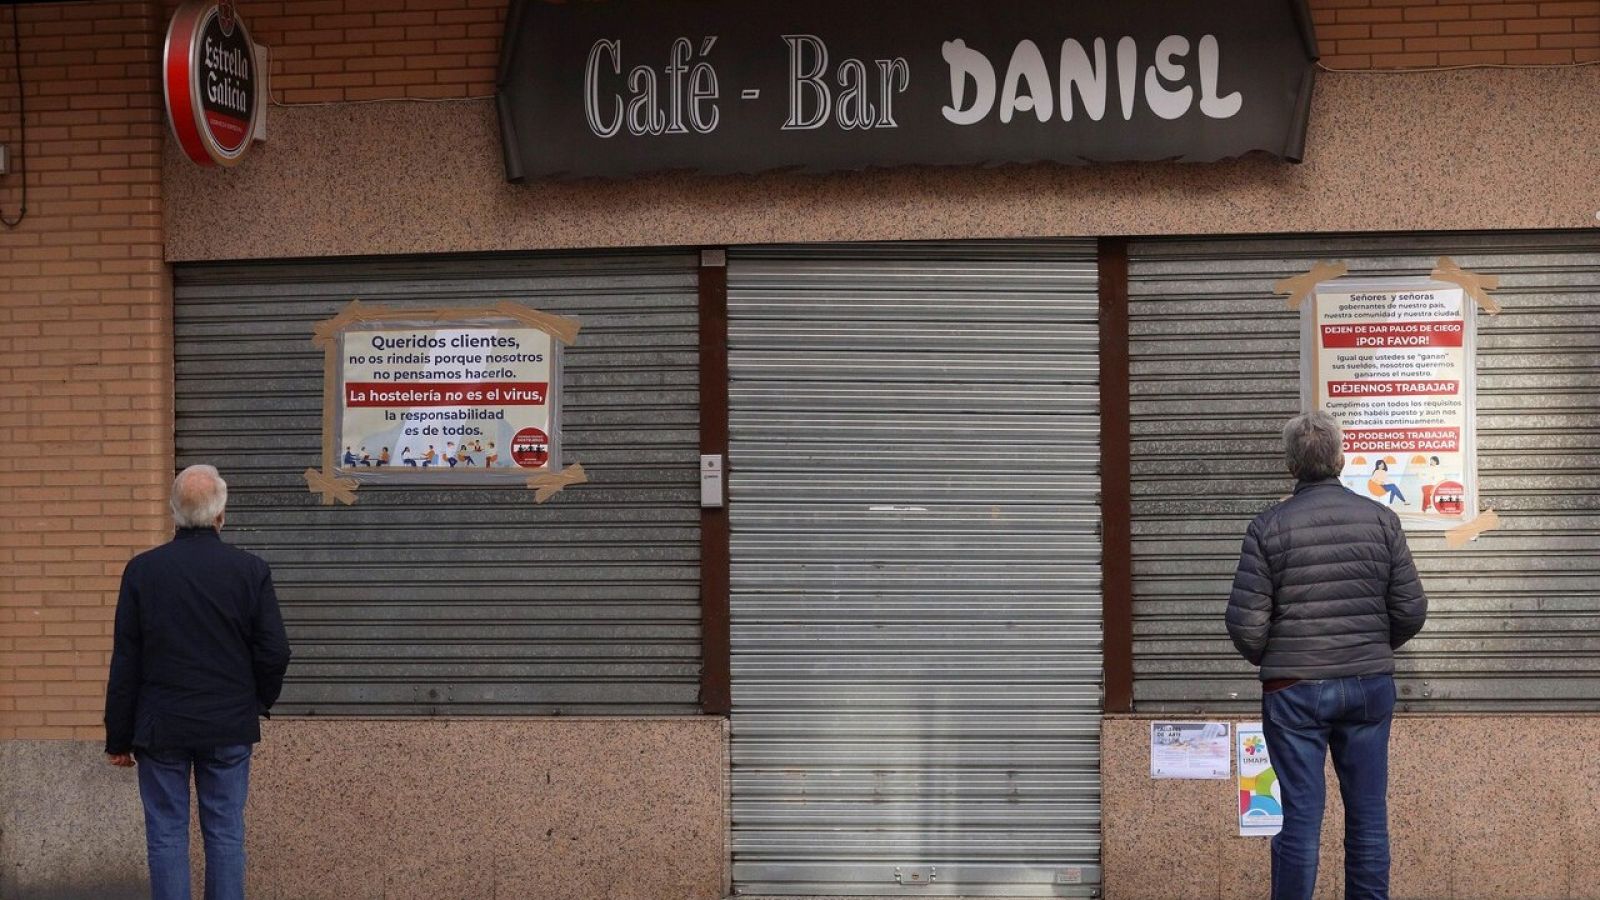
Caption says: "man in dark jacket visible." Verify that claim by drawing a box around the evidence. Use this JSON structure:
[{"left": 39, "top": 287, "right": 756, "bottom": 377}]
[
  {"left": 1226, "top": 411, "right": 1427, "bottom": 900},
  {"left": 105, "top": 464, "right": 291, "bottom": 900}
]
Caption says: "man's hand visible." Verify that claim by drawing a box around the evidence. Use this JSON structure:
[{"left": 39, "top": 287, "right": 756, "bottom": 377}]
[{"left": 107, "top": 753, "right": 135, "bottom": 768}]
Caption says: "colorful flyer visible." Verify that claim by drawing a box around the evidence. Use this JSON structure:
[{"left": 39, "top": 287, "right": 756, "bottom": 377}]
[
  {"left": 1237, "top": 722, "right": 1282, "bottom": 837},
  {"left": 1303, "top": 279, "right": 1478, "bottom": 530},
  {"left": 1150, "top": 721, "right": 1231, "bottom": 779},
  {"left": 336, "top": 324, "right": 560, "bottom": 481}
]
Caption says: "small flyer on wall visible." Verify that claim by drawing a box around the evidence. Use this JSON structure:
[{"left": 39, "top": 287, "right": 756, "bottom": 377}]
[
  {"left": 1302, "top": 279, "right": 1477, "bottom": 529},
  {"left": 336, "top": 324, "right": 559, "bottom": 481},
  {"left": 1149, "top": 721, "right": 1231, "bottom": 779},
  {"left": 1237, "top": 722, "right": 1282, "bottom": 837}
]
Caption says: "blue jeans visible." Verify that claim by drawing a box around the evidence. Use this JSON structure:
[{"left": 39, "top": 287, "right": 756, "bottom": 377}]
[
  {"left": 136, "top": 744, "right": 253, "bottom": 900},
  {"left": 1262, "top": 675, "right": 1396, "bottom": 900}
]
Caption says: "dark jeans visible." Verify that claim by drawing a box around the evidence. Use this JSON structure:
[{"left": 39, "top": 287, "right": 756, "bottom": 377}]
[
  {"left": 1262, "top": 675, "right": 1396, "bottom": 900},
  {"left": 136, "top": 744, "right": 253, "bottom": 900}
]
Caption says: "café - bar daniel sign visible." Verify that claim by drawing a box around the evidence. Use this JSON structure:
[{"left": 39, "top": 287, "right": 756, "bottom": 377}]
[{"left": 496, "top": 0, "right": 1318, "bottom": 179}]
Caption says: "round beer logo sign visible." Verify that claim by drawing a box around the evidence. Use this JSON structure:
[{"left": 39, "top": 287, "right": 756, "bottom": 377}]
[
  {"left": 164, "top": 0, "right": 258, "bottom": 166},
  {"left": 510, "top": 427, "right": 551, "bottom": 468}
]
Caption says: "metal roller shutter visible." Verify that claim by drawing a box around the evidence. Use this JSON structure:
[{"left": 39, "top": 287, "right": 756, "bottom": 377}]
[
  {"left": 173, "top": 252, "right": 701, "bottom": 715},
  {"left": 1128, "top": 232, "right": 1600, "bottom": 713},
  {"left": 727, "top": 242, "right": 1103, "bottom": 897}
]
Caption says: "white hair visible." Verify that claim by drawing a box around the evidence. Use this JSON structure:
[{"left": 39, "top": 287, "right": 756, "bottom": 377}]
[{"left": 171, "top": 465, "right": 228, "bottom": 529}]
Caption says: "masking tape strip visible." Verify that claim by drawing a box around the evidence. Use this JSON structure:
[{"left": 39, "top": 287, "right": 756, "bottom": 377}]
[
  {"left": 488, "top": 301, "right": 583, "bottom": 345},
  {"left": 303, "top": 467, "right": 359, "bottom": 506},
  {"left": 321, "top": 346, "right": 337, "bottom": 474},
  {"left": 1274, "top": 260, "right": 1349, "bottom": 310},
  {"left": 314, "top": 299, "right": 582, "bottom": 346},
  {"left": 305, "top": 334, "right": 354, "bottom": 504},
  {"left": 311, "top": 298, "right": 369, "bottom": 348},
  {"left": 412, "top": 304, "right": 581, "bottom": 344},
  {"left": 527, "top": 462, "right": 588, "bottom": 504},
  {"left": 1431, "top": 257, "right": 1502, "bottom": 315},
  {"left": 1444, "top": 508, "right": 1499, "bottom": 550}
]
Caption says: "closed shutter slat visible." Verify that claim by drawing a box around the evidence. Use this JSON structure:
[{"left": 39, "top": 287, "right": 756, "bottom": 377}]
[
  {"left": 728, "top": 242, "right": 1104, "bottom": 897},
  {"left": 173, "top": 252, "right": 701, "bottom": 716},
  {"left": 1129, "top": 233, "right": 1600, "bottom": 712}
]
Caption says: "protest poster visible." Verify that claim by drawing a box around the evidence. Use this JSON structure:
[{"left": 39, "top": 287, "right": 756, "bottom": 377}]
[
  {"left": 335, "top": 323, "right": 561, "bottom": 482},
  {"left": 1303, "top": 280, "right": 1477, "bottom": 529}
]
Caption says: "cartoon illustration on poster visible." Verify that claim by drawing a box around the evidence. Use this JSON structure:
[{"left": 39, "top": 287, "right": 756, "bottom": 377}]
[
  {"left": 336, "top": 325, "right": 559, "bottom": 481},
  {"left": 1303, "top": 279, "right": 1477, "bottom": 530},
  {"left": 1150, "top": 721, "right": 1232, "bottom": 780},
  {"left": 1237, "top": 722, "right": 1282, "bottom": 837}
]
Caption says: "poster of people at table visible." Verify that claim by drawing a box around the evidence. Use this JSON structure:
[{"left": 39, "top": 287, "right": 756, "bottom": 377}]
[
  {"left": 1303, "top": 280, "right": 1478, "bottom": 529},
  {"left": 335, "top": 325, "right": 560, "bottom": 481}
]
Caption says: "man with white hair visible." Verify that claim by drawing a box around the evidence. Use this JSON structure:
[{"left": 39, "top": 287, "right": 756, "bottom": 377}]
[
  {"left": 1226, "top": 411, "right": 1428, "bottom": 900},
  {"left": 105, "top": 464, "right": 292, "bottom": 900}
]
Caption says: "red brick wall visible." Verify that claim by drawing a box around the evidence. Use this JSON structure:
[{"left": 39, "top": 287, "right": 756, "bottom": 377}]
[
  {"left": 0, "top": 1, "right": 171, "bottom": 740},
  {"left": 243, "top": 0, "right": 505, "bottom": 103},
  {"left": 1312, "top": 0, "right": 1600, "bottom": 68}
]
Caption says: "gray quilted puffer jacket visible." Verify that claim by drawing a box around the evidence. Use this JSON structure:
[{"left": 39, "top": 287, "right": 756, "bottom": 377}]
[{"left": 1226, "top": 477, "right": 1428, "bottom": 680}]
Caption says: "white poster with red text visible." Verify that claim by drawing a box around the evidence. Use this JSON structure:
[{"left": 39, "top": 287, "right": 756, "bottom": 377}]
[
  {"left": 1303, "top": 280, "right": 1477, "bottom": 530},
  {"left": 335, "top": 324, "right": 560, "bottom": 481}
]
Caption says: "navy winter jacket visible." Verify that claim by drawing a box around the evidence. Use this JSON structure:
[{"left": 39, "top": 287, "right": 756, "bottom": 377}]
[
  {"left": 104, "top": 528, "right": 291, "bottom": 754},
  {"left": 1225, "top": 477, "right": 1428, "bottom": 680}
]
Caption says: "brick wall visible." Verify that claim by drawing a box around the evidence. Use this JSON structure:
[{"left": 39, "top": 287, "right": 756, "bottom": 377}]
[
  {"left": 0, "top": 1, "right": 170, "bottom": 741},
  {"left": 242, "top": 0, "right": 505, "bottom": 103},
  {"left": 1312, "top": 0, "right": 1600, "bottom": 68}
]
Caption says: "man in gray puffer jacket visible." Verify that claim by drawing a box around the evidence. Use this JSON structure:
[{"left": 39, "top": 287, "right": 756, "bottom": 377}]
[{"left": 1227, "top": 410, "right": 1427, "bottom": 900}]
